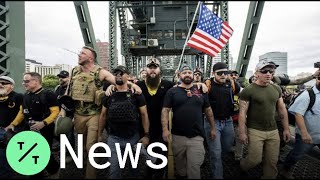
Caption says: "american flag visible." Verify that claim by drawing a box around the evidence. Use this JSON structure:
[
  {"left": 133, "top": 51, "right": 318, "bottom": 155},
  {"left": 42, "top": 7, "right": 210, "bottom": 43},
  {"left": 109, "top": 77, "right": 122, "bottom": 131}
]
[{"left": 187, "top": 2, "right": 234, "bottom": 57}]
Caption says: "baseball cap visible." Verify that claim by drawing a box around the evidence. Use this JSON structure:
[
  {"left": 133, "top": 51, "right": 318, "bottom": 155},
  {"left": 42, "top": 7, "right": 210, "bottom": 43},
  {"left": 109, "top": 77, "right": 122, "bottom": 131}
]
[
  {"left": 230, "top": 70, "right": 238, "bottom": 74},
  {"left": 0, "top": 76, "right": 15, "bottom": 85},
  {"left": 255, "top": 60, "right": 276, "bottom": 71},
  {"left": 179, "top": 64, "right": 193, "bottom": 72},
  {"left": 113, "top": 65, "right": 130, "bottom": 74},
  {"left": 193, "top": 67, "right": 203, "bottom": 74},
  {"left": 212, "top": 62, "right": 228, "bottom": 72},
  {"left": 57, "top": 70, "right": 69, "bottom": 78},
  {"left": 268, "top": 61, "right": 279, "bottom": 68},
  {"left": 146, "top": 57, "right": 160, "bottom": 67}
]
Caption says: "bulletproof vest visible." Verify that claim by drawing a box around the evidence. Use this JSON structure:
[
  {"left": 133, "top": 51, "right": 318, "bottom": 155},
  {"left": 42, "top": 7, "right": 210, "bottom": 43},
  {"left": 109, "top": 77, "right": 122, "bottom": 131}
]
[
  {"left": 70, "top": 65, "right": 102, "bottom": 102},
  {"left": 108, "top": 91, "right": 138, "bottom": 124}
]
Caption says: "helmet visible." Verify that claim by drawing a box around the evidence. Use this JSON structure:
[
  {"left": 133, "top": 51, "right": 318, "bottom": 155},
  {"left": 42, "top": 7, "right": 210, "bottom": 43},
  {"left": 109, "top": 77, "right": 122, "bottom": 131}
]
[
  {"left": 58, "top": 95, "right": 75, "bottom": 112},
  {"left": 54, "top": 116, "right": 74, "bottom": 136}
]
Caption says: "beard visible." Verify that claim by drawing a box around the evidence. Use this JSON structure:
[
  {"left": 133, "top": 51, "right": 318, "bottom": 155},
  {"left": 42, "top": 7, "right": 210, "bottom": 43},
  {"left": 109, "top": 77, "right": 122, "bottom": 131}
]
[
  {"left": 116, "top": 80, "right": 124, "bottom": 86},
  {"left": 78, "top": 59, "right": 89, "bottom": 66},
  {"left": 146, "top": 73, "right": 160, "bottom": 89},
  {"left": 0, "top": 88, "right": 8, "bottom": 96},
  {"left": 181, "top": 77, "right": 193, "bottom": 85}
]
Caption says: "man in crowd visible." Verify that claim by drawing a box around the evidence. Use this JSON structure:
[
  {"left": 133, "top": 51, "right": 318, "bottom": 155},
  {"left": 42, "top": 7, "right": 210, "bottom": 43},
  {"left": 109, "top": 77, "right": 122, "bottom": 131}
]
[
  {"left": 6, "top": 72, "right": 60, "bottom": 178},
  {"left": 98, "top": 65, "right": 150, "bottom": 178},
  {"left": 280, "top": 73, "right": 320, "bottom": 179},
  {"left": 238, "top": 61, "right": 291, "bottom": 178},
  {"left": 204, "top": 62, "right": 241, "bottom": 179},
  {"left": 0, "top": 76, "right": 24, "bottom": 178},
  {"left": 161, "top": 64, "right": 216, "bottom": 179},
  {"left": 60, "top": 46, "right": 141, "bottom": 178}
]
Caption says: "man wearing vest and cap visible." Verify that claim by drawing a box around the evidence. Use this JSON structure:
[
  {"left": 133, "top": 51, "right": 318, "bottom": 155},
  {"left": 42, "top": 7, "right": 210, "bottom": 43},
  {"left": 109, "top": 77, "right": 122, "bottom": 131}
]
[
  {"left": 98, "top": 65, "right": 150, "bottom": 178},
  {"left": 0, "top": 76, "right": 23, "bottom": 178},
  {"left": 204, "top": 62, "right": 241, "bottom": 179},
  {"left": 162, "top": 64, "right": 215, "bottom": 179},
  {"left": 238, "top": 60, "right": 290, "bottom": 178}
]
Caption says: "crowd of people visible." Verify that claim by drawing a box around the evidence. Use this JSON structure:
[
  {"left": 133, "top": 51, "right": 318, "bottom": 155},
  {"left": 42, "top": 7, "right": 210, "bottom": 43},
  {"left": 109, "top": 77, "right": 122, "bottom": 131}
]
[{"left": 0, "top": 46, "right": 319, "bottom": 179}]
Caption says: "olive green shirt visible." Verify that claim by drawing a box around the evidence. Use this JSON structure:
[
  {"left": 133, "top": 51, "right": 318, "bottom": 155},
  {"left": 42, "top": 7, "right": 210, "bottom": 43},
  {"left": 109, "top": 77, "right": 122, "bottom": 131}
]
[{"left": 240, "top": 83, "right": 282, "bottom": 131}]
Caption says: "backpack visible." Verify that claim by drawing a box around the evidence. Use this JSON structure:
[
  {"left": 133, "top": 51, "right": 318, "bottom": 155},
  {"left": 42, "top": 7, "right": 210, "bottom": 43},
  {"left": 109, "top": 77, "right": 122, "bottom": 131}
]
[{"left": 287, "top": 88, "right": 316, "bottom": 125}]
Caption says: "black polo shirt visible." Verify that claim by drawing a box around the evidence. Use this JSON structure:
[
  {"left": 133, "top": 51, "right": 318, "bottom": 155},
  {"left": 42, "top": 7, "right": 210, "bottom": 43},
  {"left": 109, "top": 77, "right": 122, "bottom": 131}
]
[{"left": 23, "top": 88, "right": 59, "bottom": 121}]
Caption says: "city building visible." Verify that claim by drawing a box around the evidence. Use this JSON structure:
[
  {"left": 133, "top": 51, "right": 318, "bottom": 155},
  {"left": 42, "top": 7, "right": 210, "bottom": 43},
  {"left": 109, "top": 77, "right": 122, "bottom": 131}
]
[
  {"left": 25, "top": 59, "right": 73, "bottom": 78},
  {"left": 259, "top": 52, "right": 288, "bottom": 75}
]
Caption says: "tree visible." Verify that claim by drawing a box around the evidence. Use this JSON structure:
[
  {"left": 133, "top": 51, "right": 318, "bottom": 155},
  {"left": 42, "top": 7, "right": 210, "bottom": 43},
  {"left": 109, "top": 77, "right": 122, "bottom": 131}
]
[{"left": 42, "top": 74, "right": 59, "bottom": 90}]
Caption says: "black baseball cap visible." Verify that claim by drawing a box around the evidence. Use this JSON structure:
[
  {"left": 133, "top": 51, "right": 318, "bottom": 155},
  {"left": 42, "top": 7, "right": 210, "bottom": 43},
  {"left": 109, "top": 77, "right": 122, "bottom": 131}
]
[
  {"left": 57, "top": 70, "right": 69, "bottom": 78},
  {"left": 113, "top": 65, "right": 130, "bottom": 74}
]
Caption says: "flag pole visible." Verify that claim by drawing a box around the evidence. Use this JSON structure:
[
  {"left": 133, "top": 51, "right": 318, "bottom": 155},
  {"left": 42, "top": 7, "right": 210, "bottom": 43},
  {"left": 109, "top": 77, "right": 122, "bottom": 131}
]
[{"left": 177, "top": 1, "right": 201, "bottom": 71}]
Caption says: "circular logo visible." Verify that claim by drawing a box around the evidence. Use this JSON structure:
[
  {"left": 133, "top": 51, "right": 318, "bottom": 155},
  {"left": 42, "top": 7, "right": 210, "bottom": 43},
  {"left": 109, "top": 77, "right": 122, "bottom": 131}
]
[{"left": 6, "top": 131, "right": 51, "bottom": 175}]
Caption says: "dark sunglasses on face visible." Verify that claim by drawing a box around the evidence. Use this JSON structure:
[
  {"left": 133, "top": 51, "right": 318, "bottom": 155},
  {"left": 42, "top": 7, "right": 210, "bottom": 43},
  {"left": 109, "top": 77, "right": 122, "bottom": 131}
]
[
  {"left": 0, "top": 82, "right": 11, "bottom": 85},
  {"left": 259, "top": 69, "right": 275, "bottom": 74},
  {"left": 216, "top": 71, "right": 229, "bottom": 76}
]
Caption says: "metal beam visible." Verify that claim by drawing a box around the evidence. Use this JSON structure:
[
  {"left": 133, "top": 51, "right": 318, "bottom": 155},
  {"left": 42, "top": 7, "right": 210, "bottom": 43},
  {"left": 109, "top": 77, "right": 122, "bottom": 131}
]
[
  {"left": 109, "top": 1, "right": 117, "bottom": 70},
  {"left": 220, "top": 1, "right": 230, "bottom": 67},
  {"left": 73, "top": 1, "right": 100, "bottom": 64},
  {"left": 117, "top": 2, "right": 220, "bottom": 9},
  {"left": 236, "top": 1, "right": 265, "bottom": 80},
  {"left": 1, "top": 2, "right": 25, "bottom": 93}
]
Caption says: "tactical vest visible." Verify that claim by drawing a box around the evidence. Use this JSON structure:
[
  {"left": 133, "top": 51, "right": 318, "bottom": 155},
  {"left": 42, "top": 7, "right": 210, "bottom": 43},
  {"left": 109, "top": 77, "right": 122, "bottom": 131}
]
[
  {"left": 108, "top": 91, "right": 138, "bottom": 124},
  {"left": 70, "top": 65, "right": 102, "bottom": 102}
]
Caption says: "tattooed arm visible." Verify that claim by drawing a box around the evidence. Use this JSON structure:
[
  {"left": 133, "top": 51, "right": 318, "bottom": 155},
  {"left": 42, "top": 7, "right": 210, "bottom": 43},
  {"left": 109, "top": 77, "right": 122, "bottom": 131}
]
[
  {"left": 161, "top": 107, "right": 172, "bottom": 142},
  {"left": 288, "top": 69, "right": 319, "bottom": 85},
  {"left": 277, "top": 97, "right": 291, "bottom": 143},
  {"left": 204, "top": 107, "right": 216, "bottom": 140},
  {"left": 238, "top": 99, "right": 250, "bottom": 144}
]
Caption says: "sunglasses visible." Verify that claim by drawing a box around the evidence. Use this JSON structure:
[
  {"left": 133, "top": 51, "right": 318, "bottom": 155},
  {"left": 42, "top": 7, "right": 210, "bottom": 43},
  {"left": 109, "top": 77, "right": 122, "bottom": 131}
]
[
  {"left": 259, "top": 69, "right": 275, "bottom": 74},
  {"left": 216, "top": 71, "right": 229, "bottom": 76},
  {"left": 23, "top": 79, "right": 34, "bottom": 83},
  {"left": 194, "top": 73, "right": 201, "bottom": 76},
  {"left": 0, "top": 82, "right": 11, "bottom": 85},
  {"left": 113, "top": 71, "right": 124, "bottom": 76}
]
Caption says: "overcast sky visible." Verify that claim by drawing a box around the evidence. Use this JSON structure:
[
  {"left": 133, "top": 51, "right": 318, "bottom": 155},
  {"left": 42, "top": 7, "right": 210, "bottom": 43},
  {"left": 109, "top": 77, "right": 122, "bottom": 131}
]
[{"left": 25, "top": 1, "right": 320, "bottom": 76}]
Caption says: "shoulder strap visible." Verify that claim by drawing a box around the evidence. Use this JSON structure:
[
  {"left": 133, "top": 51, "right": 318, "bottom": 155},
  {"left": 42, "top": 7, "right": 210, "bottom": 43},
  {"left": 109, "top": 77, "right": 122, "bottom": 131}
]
[
  {"left": 93, "top": 66, "right": 103, "bottom": 89},
  {"left": 230, "top": 79, "right": 236, "bottom": 94},
  {"left": 307, "top": 88, "right": 316, "bottom": 114}
]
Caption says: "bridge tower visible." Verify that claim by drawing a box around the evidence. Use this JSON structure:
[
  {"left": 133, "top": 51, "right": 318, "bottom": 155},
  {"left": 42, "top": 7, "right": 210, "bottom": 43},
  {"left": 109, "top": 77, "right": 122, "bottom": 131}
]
[{"left": 110, "top": 1, "right": 231, "bottom": 80}]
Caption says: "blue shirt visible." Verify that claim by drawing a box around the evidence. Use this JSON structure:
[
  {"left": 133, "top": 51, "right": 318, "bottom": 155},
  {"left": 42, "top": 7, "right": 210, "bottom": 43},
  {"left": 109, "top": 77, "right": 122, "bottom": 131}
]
[{"left": 288, "top": 86, "right": 320, "bottom": 144}]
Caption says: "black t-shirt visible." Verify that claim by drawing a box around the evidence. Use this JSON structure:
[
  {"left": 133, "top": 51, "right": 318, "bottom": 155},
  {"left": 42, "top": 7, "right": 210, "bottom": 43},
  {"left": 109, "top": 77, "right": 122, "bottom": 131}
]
[
  {"left": 136, "top": 80, "right": 174, "bottom": 140},
  {"left": 103, "top": 91, "right": 146, "bottom": 138},
  {"left": 54, "top": 85, "right": 67, "bottom": 99},
  {"left": 0, "top": 91, "right": 23, "bottom": 127},
  {"left": 208, "top": 79, "right": 241, "bottom": 119},
  {"left": 23, "top": 88, "right": 59, "bottom": 121},
  {"left": 163, "top": 85, "right": 210, "bottom": 138}
]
